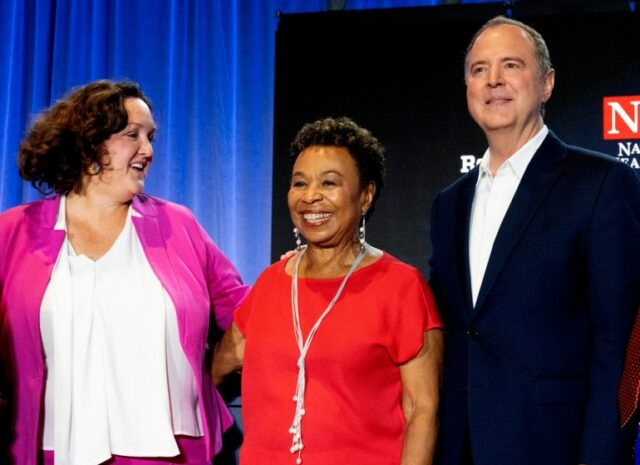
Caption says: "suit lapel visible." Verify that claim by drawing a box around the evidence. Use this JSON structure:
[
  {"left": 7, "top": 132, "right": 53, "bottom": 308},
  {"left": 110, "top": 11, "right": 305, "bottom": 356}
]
[
  {"left": 472, "top": 132, "right": 567, "bottom": 315},
  {"left": 455, "top": 168, "right": 478, "bottom": 316},
  {"left": 25, "top": 197, "right": 65, "bottom": 361},
  {"left": 131, "top": 196, "right": 188, "bottom": 346},
  {"left": 30, "top": 196, "right": 66, "bottom": 266}
]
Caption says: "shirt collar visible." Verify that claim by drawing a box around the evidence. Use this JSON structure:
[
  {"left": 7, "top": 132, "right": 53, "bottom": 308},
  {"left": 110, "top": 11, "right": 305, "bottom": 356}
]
[
  {"left": 476, "top": 125, "right": 549, "bottom": 185},
  {"left": 53, "top": 195, "right": 67, "bottom": 230}
]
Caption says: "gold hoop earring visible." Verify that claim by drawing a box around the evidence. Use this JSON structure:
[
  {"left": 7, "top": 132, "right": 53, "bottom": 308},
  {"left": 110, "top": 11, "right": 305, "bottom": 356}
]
[{"left": 87, "top": 162, "right": 101, "bottom": 175}]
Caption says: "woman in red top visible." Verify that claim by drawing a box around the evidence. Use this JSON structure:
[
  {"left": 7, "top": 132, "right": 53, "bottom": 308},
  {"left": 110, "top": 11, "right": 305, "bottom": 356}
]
[{"left": 214, "top": 117, "right": 443, "bottom": 465}]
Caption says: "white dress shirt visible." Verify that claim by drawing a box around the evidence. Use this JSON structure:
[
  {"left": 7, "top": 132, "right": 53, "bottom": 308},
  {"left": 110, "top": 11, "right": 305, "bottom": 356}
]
[
  {"left": 40, "top": 196, "right": 202, "bottom": 465},
  {"left": 468, "top": 126, "right": 549, "bottom": 306}
]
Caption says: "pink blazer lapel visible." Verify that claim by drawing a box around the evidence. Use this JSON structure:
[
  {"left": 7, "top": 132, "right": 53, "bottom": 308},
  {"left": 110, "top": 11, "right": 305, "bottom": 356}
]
[
  {"left": 131, "top": 196, "right": 189, "bottom": 347},
  {"left": 22, "top": 197, "right": 65, "bottom": 367}
]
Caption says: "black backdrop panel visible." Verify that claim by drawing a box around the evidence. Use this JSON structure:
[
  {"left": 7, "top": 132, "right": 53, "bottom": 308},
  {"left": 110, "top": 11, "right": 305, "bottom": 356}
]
[{"left": 271, "top": 2, "right": 640, "bottom": 275}]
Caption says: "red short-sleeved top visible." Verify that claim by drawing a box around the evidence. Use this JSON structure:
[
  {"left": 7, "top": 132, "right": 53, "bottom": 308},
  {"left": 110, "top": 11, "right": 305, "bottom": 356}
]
[{"left": 234, "top": 252, "right": 442, "bottom": 465}]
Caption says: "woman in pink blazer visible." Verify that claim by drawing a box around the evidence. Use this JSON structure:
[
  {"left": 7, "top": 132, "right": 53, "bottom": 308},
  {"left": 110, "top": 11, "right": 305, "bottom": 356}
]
[{"left": 0, "top": 80, "right": 248, "bottom": 465}]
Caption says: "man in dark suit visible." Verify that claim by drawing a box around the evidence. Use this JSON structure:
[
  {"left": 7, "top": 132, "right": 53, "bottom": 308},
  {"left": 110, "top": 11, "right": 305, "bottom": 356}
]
[{"left": 430, "top": 16, "right": 640, "bottom": 465}]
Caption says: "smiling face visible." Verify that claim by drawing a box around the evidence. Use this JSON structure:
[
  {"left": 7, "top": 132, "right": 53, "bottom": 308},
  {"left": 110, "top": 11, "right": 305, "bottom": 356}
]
[
  {"left": 288, "top": 145, "right": 374, "bottom": 250},
  {"left": 465, "top": 24, "right": 554, "bottom": 139},
  {"left": 95, "top": 97, "right": 156, "bottom": 201}
]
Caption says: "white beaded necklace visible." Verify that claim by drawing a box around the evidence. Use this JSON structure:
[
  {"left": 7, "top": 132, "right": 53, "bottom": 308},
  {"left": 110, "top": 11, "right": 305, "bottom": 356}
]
[{"left": 288, "top": 245, "right": 367, "bottom": 464}]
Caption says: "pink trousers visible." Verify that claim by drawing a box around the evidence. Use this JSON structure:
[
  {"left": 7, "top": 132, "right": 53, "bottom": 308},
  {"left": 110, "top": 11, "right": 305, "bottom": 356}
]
[{"left": 41, "top": 435, "right": 210, "bottom": 465}]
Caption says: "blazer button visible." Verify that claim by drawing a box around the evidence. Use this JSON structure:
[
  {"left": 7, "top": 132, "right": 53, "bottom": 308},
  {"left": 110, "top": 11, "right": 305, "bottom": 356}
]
[{"left": 467, "top": 327, "right": 478, "bottom": 339}]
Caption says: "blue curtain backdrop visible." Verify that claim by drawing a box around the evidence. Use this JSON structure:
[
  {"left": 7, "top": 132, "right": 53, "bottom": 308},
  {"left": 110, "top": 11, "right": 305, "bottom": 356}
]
[{"left": 0, "top": 0, "right": 475, "bottom": 284}]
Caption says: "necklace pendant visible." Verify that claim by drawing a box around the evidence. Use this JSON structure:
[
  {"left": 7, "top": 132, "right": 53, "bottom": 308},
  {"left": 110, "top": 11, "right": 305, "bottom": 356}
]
[{"left": 288, "top": 246, "right": 367, "bottom": 464}]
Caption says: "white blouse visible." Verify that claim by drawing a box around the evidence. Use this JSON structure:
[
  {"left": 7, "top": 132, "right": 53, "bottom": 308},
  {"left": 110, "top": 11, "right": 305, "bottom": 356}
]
[{"left": 40, "top": 197, "right": 202, "bottom": 465}]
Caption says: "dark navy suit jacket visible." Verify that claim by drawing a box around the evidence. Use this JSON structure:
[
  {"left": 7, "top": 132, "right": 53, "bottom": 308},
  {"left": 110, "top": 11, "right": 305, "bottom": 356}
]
[{"left": 430, "top": 131, "right": 640, "bottom": 465}]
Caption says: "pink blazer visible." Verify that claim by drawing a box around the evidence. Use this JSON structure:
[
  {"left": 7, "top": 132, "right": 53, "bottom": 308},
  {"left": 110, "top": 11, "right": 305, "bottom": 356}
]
[{"left": 0, "top": 194, "right": 249, "bottom": 465}]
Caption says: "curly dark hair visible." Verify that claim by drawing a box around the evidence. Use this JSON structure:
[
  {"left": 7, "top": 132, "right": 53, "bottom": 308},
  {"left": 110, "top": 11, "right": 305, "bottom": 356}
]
[
  {"left": 18, "top": 79, "right": 152, "bottom": 195},
  {"left": 290, "top": 117, "right": 386, "bottom": 219}
]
